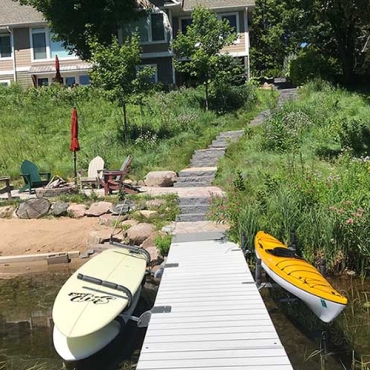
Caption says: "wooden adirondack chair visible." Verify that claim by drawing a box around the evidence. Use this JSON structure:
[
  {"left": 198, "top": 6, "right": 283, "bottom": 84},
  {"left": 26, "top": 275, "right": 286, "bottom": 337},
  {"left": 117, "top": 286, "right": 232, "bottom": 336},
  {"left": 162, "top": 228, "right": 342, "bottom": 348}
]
[
  {"left": 102, "top": 156, "right": 140, "bottom": 195},
  {"left": 79, "top": 156, "right": 105, "bottom": 189},
  {"left": 19, "top": 160, "right": 51, "bottom": 194}
]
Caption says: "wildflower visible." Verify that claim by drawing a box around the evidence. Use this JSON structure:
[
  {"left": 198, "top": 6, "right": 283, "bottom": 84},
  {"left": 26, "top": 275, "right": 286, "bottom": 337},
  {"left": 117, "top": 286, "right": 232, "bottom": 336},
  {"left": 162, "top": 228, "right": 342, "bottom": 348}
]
[
  {"left": 346, "top": 218, "right": 354, "bottom": 224},
  {"left": 338, "top": 209, "right": 344, "bottom": 214},
  {"left": 358, "top": 207, "right": 364, "bottom": 213},
  {"left": 329, "top": 206, "right": 337, "bottom": 211}
]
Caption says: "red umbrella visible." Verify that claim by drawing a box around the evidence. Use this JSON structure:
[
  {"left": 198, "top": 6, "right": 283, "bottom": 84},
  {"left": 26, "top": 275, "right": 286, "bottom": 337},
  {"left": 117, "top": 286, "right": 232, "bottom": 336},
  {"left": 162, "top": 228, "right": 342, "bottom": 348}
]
[
  {"left": 70, "top": 107, "right": 80, "bottom": 183},
  {"left": 54, "top": 55, "right": 62, "bottom": 83}
]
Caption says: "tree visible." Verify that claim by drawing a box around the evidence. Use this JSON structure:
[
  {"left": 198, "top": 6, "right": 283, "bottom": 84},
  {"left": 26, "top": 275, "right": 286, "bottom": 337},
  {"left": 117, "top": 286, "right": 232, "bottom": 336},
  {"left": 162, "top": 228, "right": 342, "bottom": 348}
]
[
  {"left": 173, "top": 7, "right": 238, "bottom": 110},
  {"left": 18, "top": 0, "right": 144, "bottom": 59},
  {"left": 250, "top": 0, "right": 304, "bottom": 77},
  {"left": 298, "top": 0, "right": 370, "bottom": 84},
  {"left": 88, "top": 35, "right": 154, "bottom": 142}
]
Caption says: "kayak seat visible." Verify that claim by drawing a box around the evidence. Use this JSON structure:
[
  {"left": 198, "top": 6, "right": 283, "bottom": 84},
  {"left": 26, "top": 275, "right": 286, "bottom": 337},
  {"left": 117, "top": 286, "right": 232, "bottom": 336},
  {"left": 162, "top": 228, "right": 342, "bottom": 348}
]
[{"left": 267, "top": 247, "right": 300, "bottom": 258}]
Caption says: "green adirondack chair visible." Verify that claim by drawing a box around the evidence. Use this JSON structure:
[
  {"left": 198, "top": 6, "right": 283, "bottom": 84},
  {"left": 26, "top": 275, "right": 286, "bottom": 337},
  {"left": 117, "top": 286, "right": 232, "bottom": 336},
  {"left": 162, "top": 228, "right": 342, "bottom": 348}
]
[{"left": 19, "top": 160, "right": 51, "bottom": 194}]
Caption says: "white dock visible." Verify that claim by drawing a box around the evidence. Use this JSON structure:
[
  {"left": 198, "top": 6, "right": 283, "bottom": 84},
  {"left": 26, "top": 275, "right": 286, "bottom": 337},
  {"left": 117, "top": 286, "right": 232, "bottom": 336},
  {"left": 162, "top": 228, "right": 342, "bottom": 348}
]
[{"left": 136, "top": 238, "right": 293, "bottom": 370}]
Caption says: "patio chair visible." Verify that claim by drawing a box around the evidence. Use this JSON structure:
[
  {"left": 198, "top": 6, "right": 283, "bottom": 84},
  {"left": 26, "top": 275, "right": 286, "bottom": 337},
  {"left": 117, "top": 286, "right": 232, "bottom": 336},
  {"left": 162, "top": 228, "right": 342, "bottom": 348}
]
[
  {"left": 79, "top": 156, "right": 105, "bottom": 189},
  {"left": 101, "top": 155, "right": 140, "bottom": 195},
  {"left": 19, "top": 160, "right": 51, "bottom": 194}
]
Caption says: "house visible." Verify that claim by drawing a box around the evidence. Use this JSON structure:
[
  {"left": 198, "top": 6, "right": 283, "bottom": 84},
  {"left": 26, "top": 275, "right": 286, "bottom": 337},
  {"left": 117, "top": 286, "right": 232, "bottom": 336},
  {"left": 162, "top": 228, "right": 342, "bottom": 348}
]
[
  {"left": 0, "top": 0, "right": 254, "bottom": 87},
  {"left": 131, "top": 0, "right": 255, "bottom": 84},
  {"left": 0, "top": 0, "right": 90, "bottom": 87}
]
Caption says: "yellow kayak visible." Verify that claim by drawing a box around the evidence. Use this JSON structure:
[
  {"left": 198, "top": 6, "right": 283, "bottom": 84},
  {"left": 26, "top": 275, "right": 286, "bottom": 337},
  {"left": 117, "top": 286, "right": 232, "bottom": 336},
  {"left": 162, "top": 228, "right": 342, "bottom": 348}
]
[{"left": 254, "top": 231, "right": 347, "bottom": 322}]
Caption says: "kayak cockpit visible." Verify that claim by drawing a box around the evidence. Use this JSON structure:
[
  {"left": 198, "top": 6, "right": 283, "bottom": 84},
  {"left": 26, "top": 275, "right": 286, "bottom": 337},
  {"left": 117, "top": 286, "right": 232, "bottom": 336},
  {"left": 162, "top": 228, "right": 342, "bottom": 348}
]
[{"left": 266, "top": 247, "right": 302, "bottom": 259}]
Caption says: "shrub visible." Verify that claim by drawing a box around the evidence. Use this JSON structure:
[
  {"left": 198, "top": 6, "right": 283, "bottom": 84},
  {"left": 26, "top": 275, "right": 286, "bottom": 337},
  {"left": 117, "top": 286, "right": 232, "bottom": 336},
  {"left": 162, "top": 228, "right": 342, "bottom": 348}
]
[
  {"left": 154, "top": 235, "right": 172, "bottom": 256},
  {"left": 289, "top": 48, "right": 339, "bottom": 86},
  {"left": 209, "top": 83, "right": 256, "bottom": 114}
]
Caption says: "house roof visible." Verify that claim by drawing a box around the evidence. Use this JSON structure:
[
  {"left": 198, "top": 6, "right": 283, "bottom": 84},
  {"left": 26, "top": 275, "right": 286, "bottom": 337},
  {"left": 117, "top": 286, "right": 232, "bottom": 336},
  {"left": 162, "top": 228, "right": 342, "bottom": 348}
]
[
  {"left": 29, "top": 62, "right": 91, "bottom": 74},
  {"left": 182, "top": 0, "right": 255, "bottom": 11},
  {"left": 0, "top": 0, "right": 45, "bottom": 27}
]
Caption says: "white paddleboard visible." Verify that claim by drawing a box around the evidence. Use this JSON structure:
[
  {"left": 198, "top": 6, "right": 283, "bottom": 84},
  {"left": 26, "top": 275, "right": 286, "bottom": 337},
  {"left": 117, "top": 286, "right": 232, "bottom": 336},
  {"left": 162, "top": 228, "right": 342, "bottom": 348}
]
[
  {"left": 53, "top": 320, "right": 121, "bottom": 361},
  {"left": 53, "top": 286, "right": 142, "bottom": 361},
  {"left": 52, "top": 247, "right": 147, "bottom": 338}
]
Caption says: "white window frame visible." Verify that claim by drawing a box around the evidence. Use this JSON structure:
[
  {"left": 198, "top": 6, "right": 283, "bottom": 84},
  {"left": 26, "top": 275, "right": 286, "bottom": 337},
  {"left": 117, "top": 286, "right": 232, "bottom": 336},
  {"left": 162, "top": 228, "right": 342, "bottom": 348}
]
[
  {"left": 123, "top": 13, "right": 167, "bottom": 45},
  {"left": 0, "top": 32, "right": 13, "bottom": 60},
  {"left": 178, "top": 17, "right": 192, "bottom": 35},
  {"left": 0, "top": 80, "right": 11, "bottom": 86},
  {"left": 218, "top": 12, "right": 240, "bottom": 43},
  {"left": 30, "top": 27, "right": 78, "bottom": 62}
]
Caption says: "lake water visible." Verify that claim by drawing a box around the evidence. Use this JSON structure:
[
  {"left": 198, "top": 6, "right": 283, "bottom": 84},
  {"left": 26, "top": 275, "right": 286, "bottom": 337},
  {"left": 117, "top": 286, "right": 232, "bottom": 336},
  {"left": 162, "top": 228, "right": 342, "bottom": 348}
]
[{"left": 0, "top": 269, "right": 369, "bottom": 370}]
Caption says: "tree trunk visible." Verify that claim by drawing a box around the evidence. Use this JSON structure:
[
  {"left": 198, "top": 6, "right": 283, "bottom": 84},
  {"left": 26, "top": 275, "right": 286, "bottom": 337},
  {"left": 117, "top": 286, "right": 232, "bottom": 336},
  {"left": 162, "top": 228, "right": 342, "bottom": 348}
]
[
  {"left": 123, "top": 103, "right": 128, "bottom": 143},
  {"left": 205, "top": 80, "right": 209, "bottom": 111}
]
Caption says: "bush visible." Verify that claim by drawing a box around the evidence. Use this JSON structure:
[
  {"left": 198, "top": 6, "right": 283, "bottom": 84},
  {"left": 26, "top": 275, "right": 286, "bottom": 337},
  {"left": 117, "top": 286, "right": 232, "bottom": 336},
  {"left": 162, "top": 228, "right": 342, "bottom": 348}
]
[
  {"left": 289, "top": 48, "right": 339, "bottom": 86},
  {"left": 209, "top": 83, "right": 256, "bottom": 113},
  {"left": 154, "top": 235, "right": 172, "bottom": 256}
]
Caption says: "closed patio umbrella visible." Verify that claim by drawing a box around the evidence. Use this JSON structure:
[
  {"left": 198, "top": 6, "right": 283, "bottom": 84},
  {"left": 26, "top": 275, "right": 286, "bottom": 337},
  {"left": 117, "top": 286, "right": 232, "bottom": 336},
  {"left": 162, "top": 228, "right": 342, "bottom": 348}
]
[
  {"left": 70, "top": 107, "right": 80, "bottom": 184},
  {"left": 54, "top": 55, "right": 62, "bottom": 83}
]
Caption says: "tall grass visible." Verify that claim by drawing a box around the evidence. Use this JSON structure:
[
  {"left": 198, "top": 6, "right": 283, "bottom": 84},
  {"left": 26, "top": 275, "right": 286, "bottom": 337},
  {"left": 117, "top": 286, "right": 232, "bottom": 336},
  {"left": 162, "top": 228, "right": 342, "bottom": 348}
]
[
  {"left": 210, "top": 79, "right": 370, "bottom": 274},
  {"left": 0, "top": 83, "right": 270, "bottom": 184}
]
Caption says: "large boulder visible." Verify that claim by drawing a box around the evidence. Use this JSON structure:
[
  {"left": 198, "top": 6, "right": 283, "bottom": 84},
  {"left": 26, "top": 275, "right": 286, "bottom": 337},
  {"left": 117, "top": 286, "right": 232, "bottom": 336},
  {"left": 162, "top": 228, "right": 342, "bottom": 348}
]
[
  {"left": 144, "top": 171, "right": 177, "bottom": 187},
  {"left": 67, "top": 203, "right": 86, "bottom": 218},
  {"left": 85, "top": 201, "right": 113, "bottom": 217},
  {"left": 126, "top": 223, "right": 155, "bottom": 245},
  {"left": 16, "top": 198, "right": 51, "bottom": 219}
]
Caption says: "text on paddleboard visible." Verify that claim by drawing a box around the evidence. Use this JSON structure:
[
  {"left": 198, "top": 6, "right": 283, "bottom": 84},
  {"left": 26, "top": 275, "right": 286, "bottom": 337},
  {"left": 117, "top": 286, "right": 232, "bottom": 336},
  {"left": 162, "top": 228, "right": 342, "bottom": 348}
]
[{"left": 68, "top": 292, "right": 116, "bottom": 304}]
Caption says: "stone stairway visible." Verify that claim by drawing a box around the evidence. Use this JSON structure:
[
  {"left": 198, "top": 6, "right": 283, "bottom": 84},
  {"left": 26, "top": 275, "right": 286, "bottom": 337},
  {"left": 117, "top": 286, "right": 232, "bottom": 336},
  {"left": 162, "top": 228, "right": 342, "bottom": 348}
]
[
  {"left": 175, "top": 130, "right": 244, "bottom": 222},
  {"left": 175, "top": 85, "right": 298, "bottom": 223}
]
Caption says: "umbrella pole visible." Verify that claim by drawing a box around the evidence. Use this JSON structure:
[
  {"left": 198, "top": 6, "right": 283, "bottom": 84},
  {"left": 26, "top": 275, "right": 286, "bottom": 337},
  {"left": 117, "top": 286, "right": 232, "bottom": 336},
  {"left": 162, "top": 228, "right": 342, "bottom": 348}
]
[{"left": 74, "top": 151, "right": 77, "bottom": 186}]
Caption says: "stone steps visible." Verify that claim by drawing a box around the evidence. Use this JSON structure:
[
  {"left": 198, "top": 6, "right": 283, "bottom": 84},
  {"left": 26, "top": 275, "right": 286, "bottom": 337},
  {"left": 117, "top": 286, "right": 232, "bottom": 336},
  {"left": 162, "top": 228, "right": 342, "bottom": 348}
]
[
  {"left": 176, "top": 175, "right": 215, "bottom": 183},
  {"left": 178, "top": 197, "right": 212, "bottom": 206},
  {"left": 179, "top": 204, "right": 210, "bottom": 215},
  {"left": 174, "top": 182, "right": 213, "bottom": 188},
  {"left": 176, "top": 213, "right": 208, "bottom": 222},
  {"left": 178, "top": 168, "right": 217, "bottom": 178}
]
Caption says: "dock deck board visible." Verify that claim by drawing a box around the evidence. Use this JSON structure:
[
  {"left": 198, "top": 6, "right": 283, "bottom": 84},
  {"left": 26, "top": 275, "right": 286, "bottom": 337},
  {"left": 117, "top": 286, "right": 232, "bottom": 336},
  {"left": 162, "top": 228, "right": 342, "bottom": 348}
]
[{"left": 136, "top": 239, "right": 293, "bottom": 370}]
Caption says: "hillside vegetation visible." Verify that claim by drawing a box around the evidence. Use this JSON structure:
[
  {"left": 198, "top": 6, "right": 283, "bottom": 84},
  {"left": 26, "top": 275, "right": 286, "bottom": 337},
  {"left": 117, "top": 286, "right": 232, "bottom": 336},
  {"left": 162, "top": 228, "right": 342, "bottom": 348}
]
[
  {"left": 211, "top": 80, "right": 370, "bottom": 275},
  {"left": 0, "top": 83, "right": 271, "bottom": 183}
]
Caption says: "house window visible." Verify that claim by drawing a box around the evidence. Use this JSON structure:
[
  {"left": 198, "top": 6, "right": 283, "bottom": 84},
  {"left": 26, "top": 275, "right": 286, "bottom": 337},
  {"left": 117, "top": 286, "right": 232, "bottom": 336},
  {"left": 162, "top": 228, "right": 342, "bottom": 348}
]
[
  {"left": 220, "top": 14, "right": 238, "bottom": 33},
  {"left": 32, "top": 28, "right": 47, "bottom": 60},
  {"left": 31, "top": 28, "right": 75, "bottom": 60},
  {"left": 65, "top": 76, "right": 76, "bottom": 87},
  {"left": 123, "top": 13, "right": 165, "bottom": 43},
  {"left": 151, "top": 14, "right": 165, "bottom": 41},
  {"left": 0, "top": 34, "right": 11, "bottom": 58},
  {"left": 79, "top": 75, "right": 90, "bottom": 85},
  {"left": 137, "top": 64, "right": 158, "bottom": 84},
  {"left": 37, "top": 78, "right": 49, "bottom": 87},
  {"left": 180, "top": 18, "right": 192, "bottom": 35},
  {"left": 0, "top": 80, "right": 10, "bottom": 86},
  {"left": 50, "top": 34, "right": 71, "bottom": 58}
]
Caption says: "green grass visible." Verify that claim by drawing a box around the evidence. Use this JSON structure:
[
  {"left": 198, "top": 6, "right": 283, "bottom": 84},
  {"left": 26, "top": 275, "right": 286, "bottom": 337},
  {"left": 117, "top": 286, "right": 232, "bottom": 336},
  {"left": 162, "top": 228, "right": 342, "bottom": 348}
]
[
  {"left": 210, "top": 80, "right": 370, "bottom": 275},
  {"left": 0, "top": 83, "right": 273, "bottom": 185}
]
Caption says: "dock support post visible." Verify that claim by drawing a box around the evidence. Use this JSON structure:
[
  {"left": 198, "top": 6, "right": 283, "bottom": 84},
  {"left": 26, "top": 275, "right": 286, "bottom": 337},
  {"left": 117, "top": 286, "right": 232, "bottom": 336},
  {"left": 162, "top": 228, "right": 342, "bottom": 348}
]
[
  {"left": 256, "top": 258, "right": 262, "bottom": 287},
  {"left": 319, "top": 258, "right": 326, "bottom": 277}
]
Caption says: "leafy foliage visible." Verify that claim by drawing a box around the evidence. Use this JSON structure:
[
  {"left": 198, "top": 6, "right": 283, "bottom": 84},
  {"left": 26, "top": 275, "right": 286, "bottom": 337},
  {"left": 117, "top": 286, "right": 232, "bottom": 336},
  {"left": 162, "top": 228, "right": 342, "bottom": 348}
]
[
  {"left": 250, "top": 0, "right": 304, "bottom": 77},
  {"left": 88, "top": 35, "right": 154, "bottom": 141},
  {"left": 289, "top": 47, "right": 339, "bottom": 86},
  {"left": 154, "top": 234, "right": 172, "bottom": 256},
  {"left": 173, "top": 7, "right": 239, "bottom": 110},
  {"left": 211, "top": 81, "right": 370, "bottom": 274}
]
